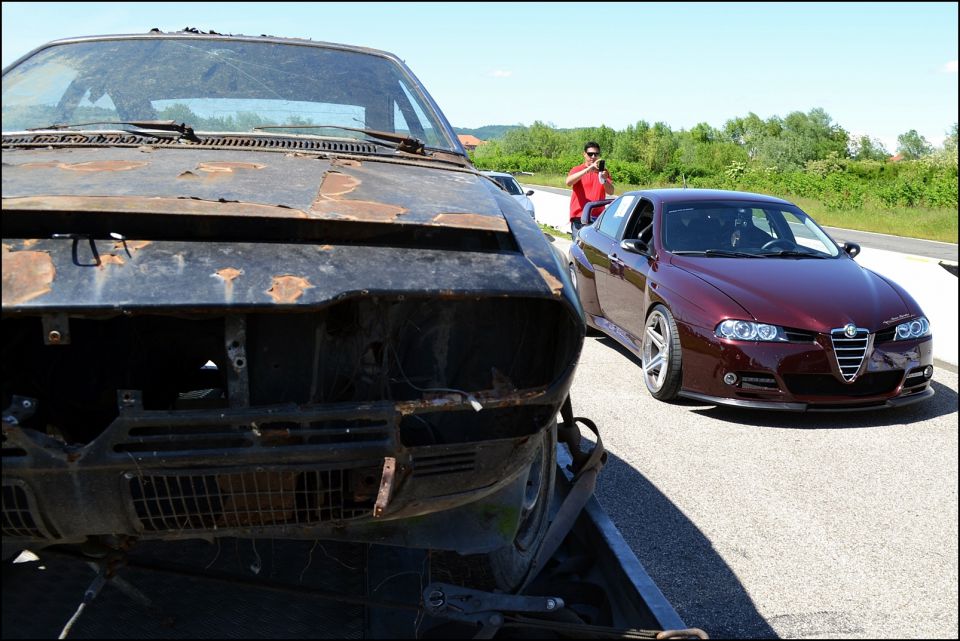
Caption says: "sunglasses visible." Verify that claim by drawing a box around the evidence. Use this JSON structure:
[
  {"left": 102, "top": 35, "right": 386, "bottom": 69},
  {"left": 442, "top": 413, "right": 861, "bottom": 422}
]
[{"left": 586, "top": 151, "right": 601, "bottom": 157}]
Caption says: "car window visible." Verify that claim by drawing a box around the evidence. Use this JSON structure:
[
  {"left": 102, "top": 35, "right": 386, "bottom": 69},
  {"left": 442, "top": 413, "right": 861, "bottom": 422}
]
[
  {"left": 597, "top": 195, "right": 635, "bottom": 238},
  {"left": 490, "top": 175, "right": 523, "bottom": 196},
  {"left": 2, "top": 38, "right": 456, "bottom": 150},
  {"left": 622, "top": 199, "right": 654, "bottom": 241}
]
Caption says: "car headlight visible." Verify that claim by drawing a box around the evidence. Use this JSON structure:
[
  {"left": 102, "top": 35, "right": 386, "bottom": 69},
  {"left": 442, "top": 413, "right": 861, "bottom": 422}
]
[
  {"left": 895, "top": 317, "right": 930, "bottom": 340},
  {"left": 715, "top": 319, "right": 785, "bottom": 341}
]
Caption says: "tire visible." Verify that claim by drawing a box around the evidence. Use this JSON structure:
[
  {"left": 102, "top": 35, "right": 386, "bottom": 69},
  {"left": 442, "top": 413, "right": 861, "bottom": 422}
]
[
  {"left": 486, "top": 421, "right": 557, "bottom": 592},
  {"left": 641, "top": 304, "right": 683, "bottom": 401}
]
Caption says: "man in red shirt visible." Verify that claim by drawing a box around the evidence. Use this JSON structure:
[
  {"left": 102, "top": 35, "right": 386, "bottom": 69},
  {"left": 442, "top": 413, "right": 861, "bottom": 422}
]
[{"left": 566, "top": 141, "right": 614, "bottom": 238}]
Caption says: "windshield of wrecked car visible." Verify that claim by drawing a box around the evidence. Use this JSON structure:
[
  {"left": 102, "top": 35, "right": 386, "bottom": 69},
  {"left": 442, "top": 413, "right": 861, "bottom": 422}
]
[
  {"left": 2, "top": 37, "right": 458, "bottom": 150},
  {"left": 662, "top": 201, "right": 840, "bottom": 257}
]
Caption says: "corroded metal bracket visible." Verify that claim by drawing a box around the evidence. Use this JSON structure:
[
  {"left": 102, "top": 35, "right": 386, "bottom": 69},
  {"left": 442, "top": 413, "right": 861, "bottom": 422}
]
[{"left": 373, "top": 456, "right": 396, "bottom": 518}]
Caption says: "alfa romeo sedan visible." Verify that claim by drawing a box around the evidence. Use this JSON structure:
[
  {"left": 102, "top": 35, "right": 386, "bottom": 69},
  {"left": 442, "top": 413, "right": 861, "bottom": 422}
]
[
  {"left": 569, "top": 189, "right": 934, "bottom": 411},
  {"left": 1, "top": 30, "right": 584, "bottom": 590}
]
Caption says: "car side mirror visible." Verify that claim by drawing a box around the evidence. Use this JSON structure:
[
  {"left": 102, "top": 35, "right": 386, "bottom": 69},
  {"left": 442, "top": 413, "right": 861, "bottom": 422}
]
[
  {"left": 525, "top": 190, "right": 534, "bottom": 196},
  {"left": 843, "top": 242, "right": 861, "bottom": 258},
  {"left": 620, "top": 238, "right": 650, "bottom": 256}
]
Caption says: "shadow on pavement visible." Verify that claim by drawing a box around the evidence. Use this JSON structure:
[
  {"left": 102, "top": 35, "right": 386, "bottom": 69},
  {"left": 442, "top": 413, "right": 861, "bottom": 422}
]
[{"left": 593, "top": 450, "right": 779, "bottom": 639}]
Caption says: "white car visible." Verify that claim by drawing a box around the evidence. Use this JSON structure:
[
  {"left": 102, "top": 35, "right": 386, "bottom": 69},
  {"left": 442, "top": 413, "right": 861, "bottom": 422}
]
[{"left": 482, "top": 171, "right": 536, "bottom": 219}]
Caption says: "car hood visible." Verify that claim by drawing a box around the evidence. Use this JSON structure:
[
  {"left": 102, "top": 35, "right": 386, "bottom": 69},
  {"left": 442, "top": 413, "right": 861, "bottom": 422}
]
[
  {"left": 1, "top": 145, "right": 508, "bottom": 232},
  {"left": 672, "top": 255, "right": 918, "bottom": 332},
  {"left": 3, "top": 144, "right": 577, "bottom": 312}
]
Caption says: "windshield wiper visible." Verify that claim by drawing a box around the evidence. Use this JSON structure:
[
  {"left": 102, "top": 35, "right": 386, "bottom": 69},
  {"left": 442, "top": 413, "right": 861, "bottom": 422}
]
[
  {"left": 253, "top": 123, "right": 426, "bottom": 155},
  {"left": 26, "top": 120, "right": 201, "bottom": 142},
  {"left": 759, "top": 250, "right": 827, "bottom": 259},
  {"left": 702, "top": 249, "right": 762, "bottom": 258}
]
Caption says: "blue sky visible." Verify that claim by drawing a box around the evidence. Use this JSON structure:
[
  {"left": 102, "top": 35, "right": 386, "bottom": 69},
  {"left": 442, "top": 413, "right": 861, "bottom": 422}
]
[{"left": 2, "top": 2, "right": 957, "bottom": 152}]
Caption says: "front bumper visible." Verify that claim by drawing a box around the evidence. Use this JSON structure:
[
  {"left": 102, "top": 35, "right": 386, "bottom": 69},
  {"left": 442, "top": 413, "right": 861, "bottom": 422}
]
[{"left": 680, "top": 326, "right": 934, "bottom": 411}]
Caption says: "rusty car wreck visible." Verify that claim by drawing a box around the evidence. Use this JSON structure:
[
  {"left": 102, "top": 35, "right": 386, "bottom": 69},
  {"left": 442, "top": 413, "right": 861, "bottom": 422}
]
[{"left": 1, "top": 30, "right": 584, "bottom": 590}]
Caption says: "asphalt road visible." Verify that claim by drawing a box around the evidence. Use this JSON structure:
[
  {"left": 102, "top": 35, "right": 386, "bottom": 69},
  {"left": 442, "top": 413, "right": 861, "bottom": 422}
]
[{"left": 569, "top": 335, "right": 959, "bottom": 639}]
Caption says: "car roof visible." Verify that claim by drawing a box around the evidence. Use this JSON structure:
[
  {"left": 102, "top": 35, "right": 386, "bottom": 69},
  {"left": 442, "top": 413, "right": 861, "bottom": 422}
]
[{"left": 624, "top": 188, "right": 795, "bottom": 207}]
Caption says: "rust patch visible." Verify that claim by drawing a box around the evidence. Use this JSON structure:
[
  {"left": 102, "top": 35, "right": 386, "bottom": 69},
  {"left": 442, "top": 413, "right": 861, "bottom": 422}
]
[
  {"left": 21, "top": 239, "right": 39, "bottom": 248},
  {"left": 215, "top": 267, "right": 242, "bottom": 301},
  {"left": 266, "top": 275, "right": 312, "bottom": 303},
  {"left": 99, "top": 254, "right": 126, "bottom": 267},
  {"left": 18, "top": 162, "right": 62, "bottom": 170},
  {"left": 538, "top": 267, "right": 563, "bottom": 296},
  {"left": 310, "top": 198, "right": 406, "bottom": 222},
  {"left": 319, "top": 171, "right": 360, "bottom": 197},
  {"left": 5, "top": 196, "right": 309, "bottom": 219},
  {"left": 318, "top": 245, "right": 334, "bottom": 251},
  {"left": 59, "top": 160, "right": 149, "bottom": 172},
  {"left": 114, "top": 240, "right": 151, "bottom": 252},
  {"left": 215, "top": 268, "right": 243, "bottom": 283},
  {"left": 2, "top": 246, "right": 55, "bottom": 306},
  {"left": 431, "top": 213, "right": 509, "bottom": 233},
  {"left": 373, "top": 457, "right": 397, "bottom": 518},
  {"left": 197, "top": 162, "right": 266, "bottom": 173}
]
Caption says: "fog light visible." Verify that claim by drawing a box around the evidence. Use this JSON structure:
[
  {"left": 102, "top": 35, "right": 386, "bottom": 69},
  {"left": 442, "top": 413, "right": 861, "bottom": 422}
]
[
  {"left": 923, "top": 365, "right": 934, "bottom": 379},
  {"left": 723, "top": 372, "right": 738, "bottom": 385}
]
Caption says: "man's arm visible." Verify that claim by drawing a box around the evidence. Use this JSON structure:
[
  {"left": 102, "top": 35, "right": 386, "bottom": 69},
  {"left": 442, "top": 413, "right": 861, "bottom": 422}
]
[{"left": 565, "top": 163, "right": 597, "bottom": 187}]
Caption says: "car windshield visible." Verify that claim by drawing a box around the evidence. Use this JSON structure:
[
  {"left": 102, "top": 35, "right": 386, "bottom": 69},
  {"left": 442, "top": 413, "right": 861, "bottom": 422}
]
[
  {"left": 662, "top": 201, "right": 840, "bottom": 257},
  {"left": 489, "top": 175, "right": 523, "bottom": 196},
  {"left": 2, "top": 36, "right": 458, "bottom": 150}
]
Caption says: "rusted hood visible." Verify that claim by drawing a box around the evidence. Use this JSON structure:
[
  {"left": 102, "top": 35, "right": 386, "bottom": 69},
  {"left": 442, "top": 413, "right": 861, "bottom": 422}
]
[{"left": 2, "top": 146, "right": 507, "bottom": 230}]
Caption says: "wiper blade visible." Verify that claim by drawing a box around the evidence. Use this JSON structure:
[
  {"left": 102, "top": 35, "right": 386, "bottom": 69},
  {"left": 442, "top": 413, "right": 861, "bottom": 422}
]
[
  {"left": 253, "top": 123, "right": 426, "bottom": 155},
  {"left": 26, "top": 120, "right": 200, "bottom": 142},
  {"left": 760, "top": 250, "right": 827, "bottom": 258},
  {"left": 703, "top": 249, "right": 762, "bottom": 258}
]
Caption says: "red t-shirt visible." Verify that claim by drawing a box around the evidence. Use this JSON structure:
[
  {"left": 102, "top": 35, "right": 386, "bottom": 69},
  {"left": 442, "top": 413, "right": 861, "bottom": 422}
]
[{"left": 568, "top": 163, "right": 607, "bottom": 222}]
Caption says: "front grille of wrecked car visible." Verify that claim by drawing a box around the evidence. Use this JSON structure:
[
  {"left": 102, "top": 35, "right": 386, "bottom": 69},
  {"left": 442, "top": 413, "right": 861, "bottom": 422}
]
[
  {"left": 2, "top": 481, "right": 58, "bottom": 539},
  {"left": 114, "top": 419, "right": 392, "bottom": 454},
  {"left": 2, "top": 132, "right": 380, "bottom": 154},
  {"left": 128, "top": 467, "right": 380, "bottom": 532}
]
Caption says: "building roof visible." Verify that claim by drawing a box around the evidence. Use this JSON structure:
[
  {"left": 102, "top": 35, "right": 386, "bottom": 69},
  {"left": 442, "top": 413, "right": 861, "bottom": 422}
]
[{"left": 457, "top": 134, "right": 486, "bottom": 148}]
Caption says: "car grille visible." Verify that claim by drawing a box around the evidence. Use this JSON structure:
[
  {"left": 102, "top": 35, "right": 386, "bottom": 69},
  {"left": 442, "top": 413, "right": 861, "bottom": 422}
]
[
  {"left": 738, "top": 373, "right": 779, "bottom": 390},
  {"left": 830, "top": 328, "right": 869, "bottom": 381},
  {"left": 411, "top": 452, "right": 477, "bottom": 478},
  {"left": 128, "top": 467, "right": 379, "bottom": 532},
  {"left": 2, "top": 481, "right": 58, "bottom": 539},
  {"left": 783, "top": 371, "right": 903, "bottom": 397}
]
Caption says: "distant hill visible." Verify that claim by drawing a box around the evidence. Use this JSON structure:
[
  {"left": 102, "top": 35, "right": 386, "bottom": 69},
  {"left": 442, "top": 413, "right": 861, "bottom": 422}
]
[{"left": 453, "top": 125, "right": 523, "bottom": 141}]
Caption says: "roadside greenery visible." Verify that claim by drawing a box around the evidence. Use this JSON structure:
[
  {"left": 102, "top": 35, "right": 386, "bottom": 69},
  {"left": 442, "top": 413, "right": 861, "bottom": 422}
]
[{"left": 468, "top": 111, "right": 958, "bottom": 243}]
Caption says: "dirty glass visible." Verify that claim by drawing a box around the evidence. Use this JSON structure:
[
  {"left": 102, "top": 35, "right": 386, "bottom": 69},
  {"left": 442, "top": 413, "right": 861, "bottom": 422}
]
[{"left": 2, "top": 37, "right": 456, "bottom": 150}]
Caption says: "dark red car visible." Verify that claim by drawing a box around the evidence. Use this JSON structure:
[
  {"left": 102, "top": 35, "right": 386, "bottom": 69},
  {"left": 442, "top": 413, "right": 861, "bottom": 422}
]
[{"left": 569, "top": 189, "right": 934, "bottom": 411}]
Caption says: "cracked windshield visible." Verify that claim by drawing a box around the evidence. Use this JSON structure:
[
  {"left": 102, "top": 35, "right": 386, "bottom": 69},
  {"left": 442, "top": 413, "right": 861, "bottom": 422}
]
[{"left": 1, "top": 38, "right": 454, "bottom": 149}]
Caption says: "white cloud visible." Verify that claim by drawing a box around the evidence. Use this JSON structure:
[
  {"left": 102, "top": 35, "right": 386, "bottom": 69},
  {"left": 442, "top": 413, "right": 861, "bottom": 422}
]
[
  {"left": 487, "top": 70, "right": 513, "bottom": 78},
  {"left": 944, "top": 60, "right": 958, "bottom": 73}
]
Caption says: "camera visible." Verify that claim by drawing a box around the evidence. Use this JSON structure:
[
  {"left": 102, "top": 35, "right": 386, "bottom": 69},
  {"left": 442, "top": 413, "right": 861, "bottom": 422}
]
[{"left": 597, "top": 159, "right": 605, "bottom": 172}]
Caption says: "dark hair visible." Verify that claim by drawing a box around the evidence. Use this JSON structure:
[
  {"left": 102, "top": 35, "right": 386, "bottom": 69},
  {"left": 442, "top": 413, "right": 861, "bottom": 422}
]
[{"left": 584, "top": 141, "right": 601, "bottom": 152}]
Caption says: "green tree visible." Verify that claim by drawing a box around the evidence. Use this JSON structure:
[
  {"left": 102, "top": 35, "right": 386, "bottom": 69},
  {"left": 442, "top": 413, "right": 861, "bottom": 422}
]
[
  {"left": 944, "top": 123, "right": 958, "bottom": 154},
  {"left": 897, "top": 129, "right": 933, "bottom": 159},
  {"left": 849, "top": 135, "right": 889, "bottom": 161}
]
